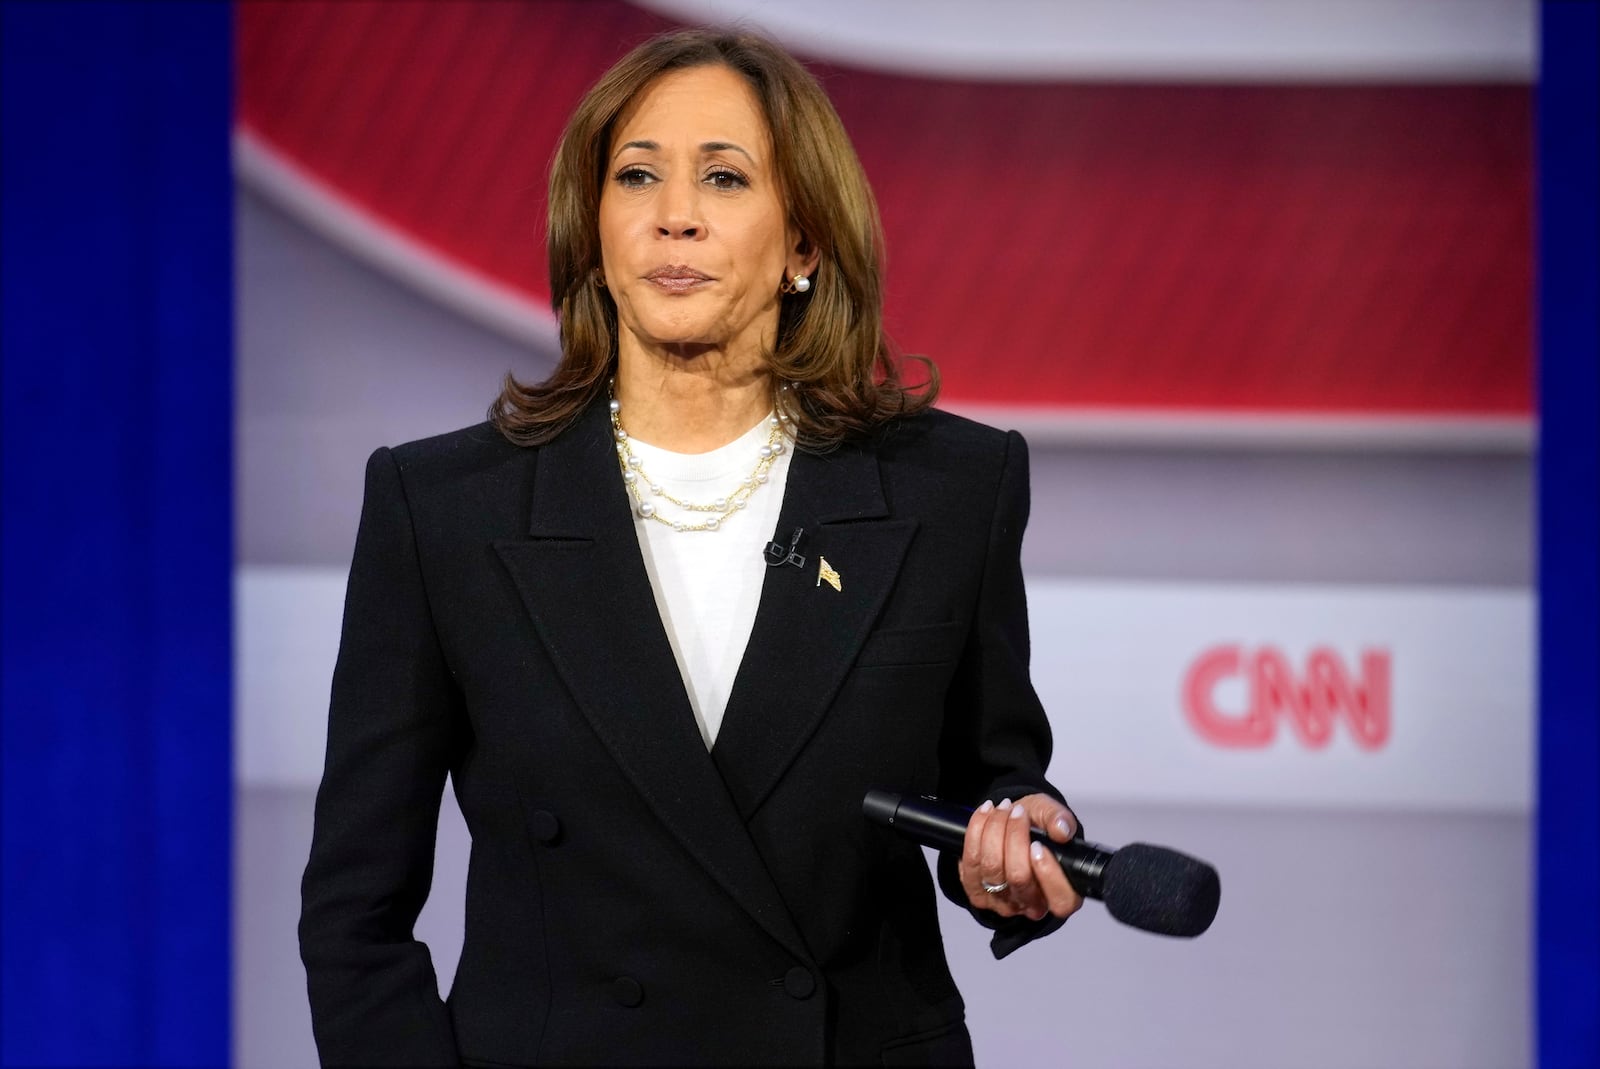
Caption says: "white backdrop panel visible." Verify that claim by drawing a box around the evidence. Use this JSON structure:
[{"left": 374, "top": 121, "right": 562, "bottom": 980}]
[
  {"left": 1030, "top": 580, "right": 1532, "bottom": 813},
  {"left": 241, "top": 568, "right": 1531, "bottom": 813},
  {"left": 236, "top": 566, "right": 345, "bottom": 787}
]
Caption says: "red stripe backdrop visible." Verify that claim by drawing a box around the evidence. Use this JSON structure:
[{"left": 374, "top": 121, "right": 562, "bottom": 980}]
[{"left": 237, "top": 0, "right": 1532, "bottom": 416}]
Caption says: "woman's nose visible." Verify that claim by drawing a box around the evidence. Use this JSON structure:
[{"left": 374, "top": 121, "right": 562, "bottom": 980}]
[{"left": 655, "top": 176, "right": 703, "bottom": 239}]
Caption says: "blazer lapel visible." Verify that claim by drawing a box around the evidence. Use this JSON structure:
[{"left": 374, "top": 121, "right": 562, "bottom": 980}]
[
  {"left": 713, "top": 441, "right": 917, "bottom": 819},
  {"left": 492, "top": 402, "right": 810, "bottom": 962}
]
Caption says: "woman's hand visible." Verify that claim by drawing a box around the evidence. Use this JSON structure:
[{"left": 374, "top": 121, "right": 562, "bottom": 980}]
[{"left": 958, "top": 794, "right": 1085, "bottom": 922}]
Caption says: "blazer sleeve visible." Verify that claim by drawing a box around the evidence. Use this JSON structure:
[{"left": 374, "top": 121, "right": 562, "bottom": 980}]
[
  {"left": 933, "top": 429, "right": 1080, "bottom": 959},
  {"left": 299, "top": 447, "right": 465, "bottom": 1067}
]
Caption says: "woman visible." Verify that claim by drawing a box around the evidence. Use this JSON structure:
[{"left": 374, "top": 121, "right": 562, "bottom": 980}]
[{"left": 301, "top": 28, "right": 1081, "bottom": 1068}]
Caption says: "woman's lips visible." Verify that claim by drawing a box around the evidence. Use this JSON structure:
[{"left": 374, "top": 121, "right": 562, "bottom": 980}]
[{"left": 645, "top": 266, "right": 713, "bottom": 293}]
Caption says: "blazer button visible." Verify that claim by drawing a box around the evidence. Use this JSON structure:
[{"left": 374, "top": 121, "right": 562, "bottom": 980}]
[
  {"left": 612, "top": 976, "right": 644, "bottom": 1008},
  {"left": 528, "top": 809, "right": 561, "bottom": 844},
  {"left": 783, "top": 966, "right": 815, "bottom": 1000}
]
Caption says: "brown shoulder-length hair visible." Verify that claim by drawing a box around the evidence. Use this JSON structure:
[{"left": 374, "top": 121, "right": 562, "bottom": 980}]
[{"left": 489, "top": 28, "right": 937, "bottom": 449}]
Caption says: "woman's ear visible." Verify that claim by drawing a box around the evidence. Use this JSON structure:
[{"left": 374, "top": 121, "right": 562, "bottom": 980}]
[{"left": 790, "top": 233, "right": 822, "bottom": 279}]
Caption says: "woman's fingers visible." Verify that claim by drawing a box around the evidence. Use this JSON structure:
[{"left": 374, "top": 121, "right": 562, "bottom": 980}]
[
  {"left": 1003, "top": 802, "right": 1041, "bottom": 917},
  {"left": 1019, "top": 793, "right": 1077, "bottom": 843},
  {"left": 962, "top": 794, "right": 1085, "bottom": 922},
  {"left": 962, "top": 799, "right": 1014, "bottom": 914},
  {"left": 978, "top": 799, "right": 1013, "bottom": 897},
  {"left": 1014, "top": 793, "right": 1083, "bottom": 919},
  {"left": 960, "top": 800, "right": 996, "bottom": 904},
  {"left": 1005, "top": 795, "right": 1085, "bottom": 920},
  {"left": 1030, "top": 838, "right": 1085, "bottom": 918}
]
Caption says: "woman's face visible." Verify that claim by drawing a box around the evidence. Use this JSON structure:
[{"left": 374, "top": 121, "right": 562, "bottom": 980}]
[{"left": 599, "top": 65, "right": 805, "bottom": 368}]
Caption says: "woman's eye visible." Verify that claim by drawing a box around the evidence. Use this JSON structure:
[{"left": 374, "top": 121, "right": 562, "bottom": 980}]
[
  {"left": 614, "top": 167, "right": 655, "bottom": 188},
  {"left": 705, "top": 168, "right": 748, "bottom": 191}
]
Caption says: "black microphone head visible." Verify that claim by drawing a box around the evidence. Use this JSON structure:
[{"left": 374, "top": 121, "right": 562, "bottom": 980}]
[{"left": 1100, "top": 843, "right": 1221, "bottom": 938}]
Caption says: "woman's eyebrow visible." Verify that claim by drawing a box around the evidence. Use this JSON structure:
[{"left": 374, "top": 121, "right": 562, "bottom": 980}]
[
  {"left": 611, "top": 139, "right": 755, "bottom": 164},
  {"left": 700, "top": 141, "right": 754, "bottom": 163}
]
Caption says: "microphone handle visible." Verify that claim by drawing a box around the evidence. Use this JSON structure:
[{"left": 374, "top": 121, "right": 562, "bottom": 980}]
[{"left": 862, "top": 790, "right": 1113, "bottom": 900}]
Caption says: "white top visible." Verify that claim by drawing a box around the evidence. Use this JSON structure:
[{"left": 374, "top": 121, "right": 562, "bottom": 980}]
[{"left": 627, "top": 416, "right": 793, "bottom": 749}]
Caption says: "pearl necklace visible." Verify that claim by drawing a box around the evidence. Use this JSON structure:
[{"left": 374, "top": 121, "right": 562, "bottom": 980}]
[{"left": 609, "top": 392, "right": 787, "bottom": 533}]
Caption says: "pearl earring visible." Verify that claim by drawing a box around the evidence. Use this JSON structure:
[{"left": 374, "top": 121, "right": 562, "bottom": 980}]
[{"left": 793, "top": 274, "right": 811, "bottom": 293}]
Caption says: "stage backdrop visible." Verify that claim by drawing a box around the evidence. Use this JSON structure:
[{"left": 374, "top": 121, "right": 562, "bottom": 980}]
[{"left": 234, "top": 3, "right": 1535, "bottom": 1066}]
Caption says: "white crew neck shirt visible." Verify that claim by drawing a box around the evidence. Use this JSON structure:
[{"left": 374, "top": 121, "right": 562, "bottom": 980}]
[{"left": 627, "top": 415, "right": 793, "bottom": 749}]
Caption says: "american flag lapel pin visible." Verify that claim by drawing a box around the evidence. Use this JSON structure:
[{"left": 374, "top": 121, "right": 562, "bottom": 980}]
[{"left": 816, "top": 556, "right": 841, "bottom": 592}]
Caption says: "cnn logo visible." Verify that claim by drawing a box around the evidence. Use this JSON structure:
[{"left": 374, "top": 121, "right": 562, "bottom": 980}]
[{"left": 1183, "top": 645, "right": 1392, "bottom": 750}]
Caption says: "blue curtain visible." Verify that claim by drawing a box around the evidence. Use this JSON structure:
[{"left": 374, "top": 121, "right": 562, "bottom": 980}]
[
  {"left": 1537, "top": 2, "right": 1599, "bottom": 1067},
  {"left": 1, "top": 2, "right": 232, "bottom": 1065}
]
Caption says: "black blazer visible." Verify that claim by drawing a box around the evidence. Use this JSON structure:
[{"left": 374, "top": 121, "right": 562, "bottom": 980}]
[{"left": 300, "top": 400, "right": 1068, "bottom": 1068}]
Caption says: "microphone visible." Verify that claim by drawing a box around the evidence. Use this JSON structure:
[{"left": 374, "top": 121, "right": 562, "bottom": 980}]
[
  {"left": 862, "top": 790, "right": 1220, "bottom": 938},
  {"left": 764, "top": 526, "right": 806, "bottom": 568}
]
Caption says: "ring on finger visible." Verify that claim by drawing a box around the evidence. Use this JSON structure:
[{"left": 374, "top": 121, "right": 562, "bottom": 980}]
[{"left": 982, "top": 881, "right": 1009, "bottom": 894}]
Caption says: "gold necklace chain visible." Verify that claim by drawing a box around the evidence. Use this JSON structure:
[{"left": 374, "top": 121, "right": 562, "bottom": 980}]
[{"left": 609, "top": 391, "right": 787, "bottom": 533}]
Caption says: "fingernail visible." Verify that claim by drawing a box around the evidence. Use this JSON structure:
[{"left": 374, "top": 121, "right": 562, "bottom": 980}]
[
  {"left": 977, "top": 800, "right": 994, "bottom": 813},
  {"left": 1055, "top": 817, "right": 1073, "bottom": 837},
  {"left": 998, "top": 798, "right": 1012, "bottom": 809},
  {"left": 1030, "top": 842, "right": 1045, "bottom": 861},
  {"left": 1010, "top": 804, "right": 1027, "bottom": 820}
]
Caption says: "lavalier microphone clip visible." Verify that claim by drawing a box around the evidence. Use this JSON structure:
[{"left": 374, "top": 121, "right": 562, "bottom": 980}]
[{"left": 764, "top": 526, "right": 806, "bottom": 569}]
